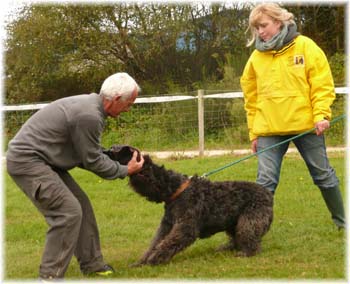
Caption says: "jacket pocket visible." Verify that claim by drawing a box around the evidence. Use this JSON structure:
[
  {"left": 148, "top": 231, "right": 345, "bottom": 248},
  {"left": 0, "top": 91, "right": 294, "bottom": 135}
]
[{"left": 254, "top": 93, "right": 314, "bottom": 134}]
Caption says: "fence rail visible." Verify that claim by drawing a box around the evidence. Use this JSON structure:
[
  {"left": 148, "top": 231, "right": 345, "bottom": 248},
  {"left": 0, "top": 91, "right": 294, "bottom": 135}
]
[{"left": 2, "top": 87, "right": 348, "bottom": 111}]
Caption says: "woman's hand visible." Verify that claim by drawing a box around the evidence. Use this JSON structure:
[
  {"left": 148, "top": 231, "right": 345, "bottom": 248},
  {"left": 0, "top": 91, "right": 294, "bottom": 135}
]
[
  {"left": 315, "top": 120, "right": 330, "bottom": 136},
  {"left": 251, "top": 139, "right": 258, "bottom": 153}
]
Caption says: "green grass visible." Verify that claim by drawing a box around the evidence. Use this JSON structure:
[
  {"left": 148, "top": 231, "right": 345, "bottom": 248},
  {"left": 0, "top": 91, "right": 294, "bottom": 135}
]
[{"left": 4, "top": 153, "right": 347, "bottom": 281}]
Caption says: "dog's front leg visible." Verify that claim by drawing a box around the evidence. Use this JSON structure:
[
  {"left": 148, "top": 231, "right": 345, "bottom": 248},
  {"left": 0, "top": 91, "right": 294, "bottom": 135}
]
[
  {"left": 130, "top": 217, "right": 173, "bottom": 267},
  {"left": 144, "top": 220, "right": 198, "bottom": 265}
]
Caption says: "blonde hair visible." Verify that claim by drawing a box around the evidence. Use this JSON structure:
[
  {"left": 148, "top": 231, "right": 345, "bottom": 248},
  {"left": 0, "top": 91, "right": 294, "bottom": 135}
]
[
  {"left": 100, "top": 72, "right": 141, "bottom": 101},
  {"left": 246, "top": 3, "right": 295, "bottom": 47}
]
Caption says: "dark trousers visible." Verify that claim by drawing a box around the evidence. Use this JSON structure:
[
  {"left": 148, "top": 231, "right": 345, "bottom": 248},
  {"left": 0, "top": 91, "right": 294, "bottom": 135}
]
[{"left": 7, "top": 159, "right": 106, "bottom": 278}]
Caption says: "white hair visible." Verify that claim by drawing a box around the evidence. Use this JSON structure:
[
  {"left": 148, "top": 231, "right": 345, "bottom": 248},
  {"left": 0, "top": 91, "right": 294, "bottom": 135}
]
[{"left": 100, "top": 72, "right": 141, "bottom": 101}]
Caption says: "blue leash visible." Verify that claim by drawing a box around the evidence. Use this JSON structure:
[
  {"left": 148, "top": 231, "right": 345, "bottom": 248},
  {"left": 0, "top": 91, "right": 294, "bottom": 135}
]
[{"left": 201, "top": 114, "right": 346, "bottom": 178}]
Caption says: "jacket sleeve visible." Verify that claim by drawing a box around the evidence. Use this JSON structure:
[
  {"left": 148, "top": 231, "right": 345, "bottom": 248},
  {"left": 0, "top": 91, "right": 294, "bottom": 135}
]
[
  {"left": 70, "top": 115, "right": 128, "bottom": 180},
  {"left": 240, "top": 55, "right": 258, "bottom": 141},
  {"left": 306, "top": 41, "right": 335, "bottom": 123}
]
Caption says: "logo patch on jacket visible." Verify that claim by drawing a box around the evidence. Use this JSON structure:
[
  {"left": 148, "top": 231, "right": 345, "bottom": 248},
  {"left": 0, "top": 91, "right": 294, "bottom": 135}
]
[{"left": 294, "top": 55, "right": 305, "bottom": 66}]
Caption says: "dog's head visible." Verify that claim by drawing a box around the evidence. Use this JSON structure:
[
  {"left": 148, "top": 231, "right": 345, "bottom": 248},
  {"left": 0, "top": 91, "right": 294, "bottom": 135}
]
[
  {"left": 129, "top": 155, "right": 184, "bottom": 203},
  {"left": 103, "top": 144, "right": 141, "bottom": 165}
]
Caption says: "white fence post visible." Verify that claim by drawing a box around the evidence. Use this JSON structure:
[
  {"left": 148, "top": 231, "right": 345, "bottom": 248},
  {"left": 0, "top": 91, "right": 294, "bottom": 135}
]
[{"left": 198, "top": 89, "right": 205, "bottom": 157}]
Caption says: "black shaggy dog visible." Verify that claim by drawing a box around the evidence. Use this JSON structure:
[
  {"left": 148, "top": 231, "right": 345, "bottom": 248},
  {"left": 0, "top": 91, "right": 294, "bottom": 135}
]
[{"left": 128, "top": 154, "right": 274, "bottom": 266}]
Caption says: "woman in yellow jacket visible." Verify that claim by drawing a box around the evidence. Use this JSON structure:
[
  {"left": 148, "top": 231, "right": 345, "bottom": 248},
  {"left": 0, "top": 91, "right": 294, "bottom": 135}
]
[{"left": 240, "top": 3, "right": 345, "bottom": 229}]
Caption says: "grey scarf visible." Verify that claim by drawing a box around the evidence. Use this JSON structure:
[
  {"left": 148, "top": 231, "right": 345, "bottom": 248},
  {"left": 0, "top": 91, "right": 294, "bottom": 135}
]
[{"left": 255, "top": 23, "right": 299, "bottom": 52}]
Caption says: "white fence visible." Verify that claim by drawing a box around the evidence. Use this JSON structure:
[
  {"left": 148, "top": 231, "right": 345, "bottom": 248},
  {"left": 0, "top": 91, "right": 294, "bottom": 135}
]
[
  {"left": 2, "top": 87, "right": 349, "bottom": 111},
  {"left": 2, "top": 87, "right": 348, "bottom": 156}
]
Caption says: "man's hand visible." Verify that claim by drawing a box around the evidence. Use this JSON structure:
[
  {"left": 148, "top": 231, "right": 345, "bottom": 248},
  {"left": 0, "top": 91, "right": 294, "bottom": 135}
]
[
  {"left": 127, "top": 151, "right": 144, "bottom": 175},
  {"left": 315, "top": 120, "right": 330, "bottom": 136}
]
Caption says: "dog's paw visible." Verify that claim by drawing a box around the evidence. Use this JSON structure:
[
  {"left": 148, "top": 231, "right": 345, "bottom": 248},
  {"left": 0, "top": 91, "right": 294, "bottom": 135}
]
[
  {"left": 234, "top": 251, "right": 248, "bottom": 257},
  {"left": 215, "top": 242, "right": 236, "bottom": 252},
  {"left": 129, "top": 261, "right": 145, "bottom": 268},
  {"left": 234, "top": 250, "right": 259, "bottom": 257}
]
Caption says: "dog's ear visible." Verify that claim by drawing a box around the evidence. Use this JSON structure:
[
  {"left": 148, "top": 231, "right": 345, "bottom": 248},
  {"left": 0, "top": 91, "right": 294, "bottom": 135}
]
[
  {"left": 103, "top": 145, "right": 141, "bottom": 165},
  {"left": 143, "top": 154, "right": 152, "bottom": 164}
]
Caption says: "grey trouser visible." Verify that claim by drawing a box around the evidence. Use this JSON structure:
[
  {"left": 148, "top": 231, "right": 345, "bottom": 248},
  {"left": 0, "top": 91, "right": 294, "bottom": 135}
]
[
  {"left": 256, "top": 134, "right": 345, "bottom": 228},
  {"left": 256, "top": 134, "right": 339, "bottom": 192},
  {"left": 6, "top": 159, "right": 106, "bottom": 278}
]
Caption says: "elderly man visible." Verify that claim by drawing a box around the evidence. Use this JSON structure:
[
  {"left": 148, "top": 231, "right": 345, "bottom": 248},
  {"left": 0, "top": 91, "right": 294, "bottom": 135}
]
[{"left": 6, "top": 72, "right": 144, "bottom": 280}]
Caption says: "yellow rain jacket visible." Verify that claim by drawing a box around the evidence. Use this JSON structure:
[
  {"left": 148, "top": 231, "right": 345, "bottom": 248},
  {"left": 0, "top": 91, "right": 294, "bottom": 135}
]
[{"left": 240, "top": 35, "right": 335, "bottom": 141}]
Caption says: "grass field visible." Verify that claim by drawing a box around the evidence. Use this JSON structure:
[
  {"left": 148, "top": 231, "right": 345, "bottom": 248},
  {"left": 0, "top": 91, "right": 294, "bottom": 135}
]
[{"left": 3, "top": 152, "right": 347, "bottom": 282}]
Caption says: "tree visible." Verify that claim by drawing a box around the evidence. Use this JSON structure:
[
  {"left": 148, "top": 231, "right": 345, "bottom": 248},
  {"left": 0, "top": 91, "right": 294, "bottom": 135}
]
[
  {"left": 288, "top": 3, "right": 345, "bottom": 55},
  {"left": 4, "top": 3, "right": 345, "bottom": 104},
  {"left": 5, "top": 4, "right": 196, "bottom": 102}
]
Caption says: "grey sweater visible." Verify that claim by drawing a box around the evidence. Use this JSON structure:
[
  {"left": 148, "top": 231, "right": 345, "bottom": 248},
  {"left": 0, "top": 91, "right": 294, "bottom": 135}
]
[{"left": 6, "top": 93, "right": 128, "bottom": 179}]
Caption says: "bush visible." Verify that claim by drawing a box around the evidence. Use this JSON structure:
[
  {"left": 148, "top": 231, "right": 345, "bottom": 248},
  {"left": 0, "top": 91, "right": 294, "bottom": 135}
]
[{"left": 329, "top": 52, "right": 345, "bottom": 86}]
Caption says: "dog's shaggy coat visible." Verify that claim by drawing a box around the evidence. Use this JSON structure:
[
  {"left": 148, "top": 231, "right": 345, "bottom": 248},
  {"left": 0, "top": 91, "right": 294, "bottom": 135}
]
[{"left": 128, "top": 155, "right": 273, "bottom": 266}]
